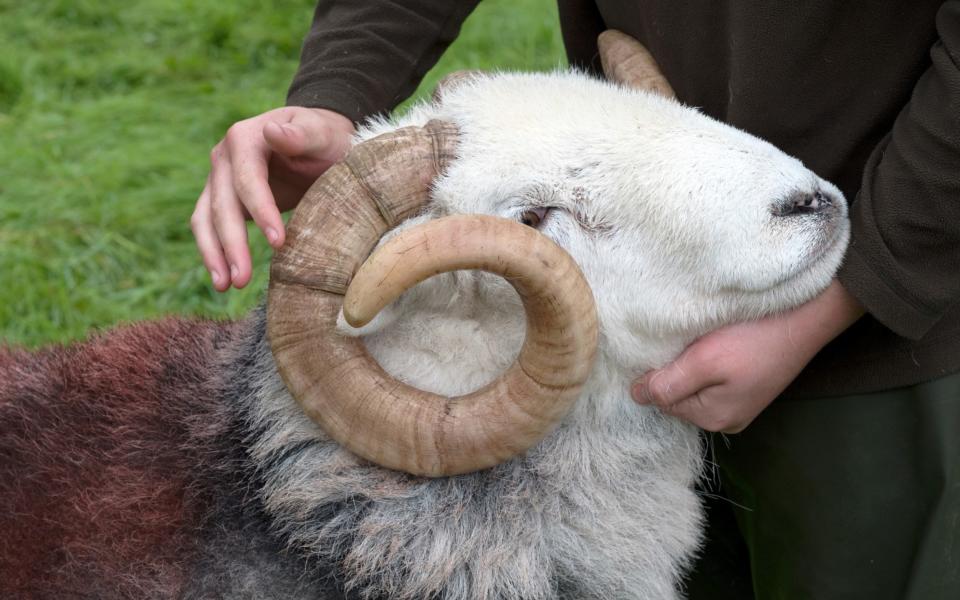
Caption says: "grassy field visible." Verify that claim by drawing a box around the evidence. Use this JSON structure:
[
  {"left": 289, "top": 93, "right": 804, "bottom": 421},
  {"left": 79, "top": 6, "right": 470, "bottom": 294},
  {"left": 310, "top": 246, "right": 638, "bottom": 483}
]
[{"left": 0, "top": 0, "right": 565, "bottom": 347}]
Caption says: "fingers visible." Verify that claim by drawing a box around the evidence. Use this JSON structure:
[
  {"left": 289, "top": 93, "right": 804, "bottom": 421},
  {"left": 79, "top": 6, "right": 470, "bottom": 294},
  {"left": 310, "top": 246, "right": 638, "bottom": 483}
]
[
  {"left": 192, "top": 107, "right": 355, "bottom": 291},
  {"left": 262, "top": 120, "right": 318, "bottom": 157},
  {"left": 224, "top": 125, "right": 285, "bottom": 249},
  {"left": 634, "top": 369, "right": 747, "bottom": 432},
  {"left": 208, "top": 144, "right": 252, "bottom": 289},
  {"left": 631, "top": 354, "right": 758, "bottom": 433},
  {"left": 630, "top": 344, "right": 749, "bottom": 432},
  {"left": 194, "top": 114, "right": 286, "bottom": 291},
  {"left": 632, "top": 346, "right": 722, "bottom": 408},
  {"left": 263, "top": 107, "right": 353, "bottom": 163},
  {"left": 190, "top": 176, "right": 230, "bottom": 292},
  {"left": 661, "top": 390, "right": 751, "bottom": 434}
]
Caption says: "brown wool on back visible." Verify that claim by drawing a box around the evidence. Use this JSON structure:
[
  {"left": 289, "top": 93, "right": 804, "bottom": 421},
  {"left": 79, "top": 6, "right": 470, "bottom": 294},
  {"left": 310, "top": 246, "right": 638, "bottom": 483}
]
[{"left": 0, "top": 320, "right": 239, "bottom": 598}]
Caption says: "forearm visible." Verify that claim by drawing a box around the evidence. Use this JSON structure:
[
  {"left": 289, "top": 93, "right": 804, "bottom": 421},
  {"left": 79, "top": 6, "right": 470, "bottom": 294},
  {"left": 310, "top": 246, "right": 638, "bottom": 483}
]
[
  {"left": 783, "top": 279, "right": 865, "bottom": 357},
  {"left": 837, "top": 2, "right": 960, "bottom": 339},
  {"left": 287, "top": 0, "right": 481, "bottom": 122}
]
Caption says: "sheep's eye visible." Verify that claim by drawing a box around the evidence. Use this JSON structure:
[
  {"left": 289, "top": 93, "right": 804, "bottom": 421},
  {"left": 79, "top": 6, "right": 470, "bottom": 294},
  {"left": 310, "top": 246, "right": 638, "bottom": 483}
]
[{"left": 519, "top": 207, "right": 549, "bottom": 228}]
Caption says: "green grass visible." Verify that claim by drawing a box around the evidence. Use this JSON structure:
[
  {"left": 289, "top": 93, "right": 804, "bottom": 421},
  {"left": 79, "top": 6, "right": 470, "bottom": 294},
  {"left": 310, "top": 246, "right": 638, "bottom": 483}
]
[{"left": 0, "top": 0, "right": 564, "bottom": 347}]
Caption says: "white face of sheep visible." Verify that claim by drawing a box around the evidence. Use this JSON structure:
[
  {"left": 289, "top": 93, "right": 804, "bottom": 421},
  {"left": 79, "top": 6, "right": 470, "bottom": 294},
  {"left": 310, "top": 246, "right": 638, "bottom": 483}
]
[{"left": 348, "top": 71, "right": 849, "bottom": 383}]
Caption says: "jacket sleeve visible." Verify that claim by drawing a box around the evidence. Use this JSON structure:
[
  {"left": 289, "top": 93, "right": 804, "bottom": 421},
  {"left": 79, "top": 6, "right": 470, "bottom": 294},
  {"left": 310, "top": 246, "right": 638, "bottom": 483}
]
[
  {"left": 286, "top": 0, "right": 481, "bottom": 122},
  {"left": 838, "top": 2, "right": 960, "bottom": 340},
  {"left": 557, "top": 0, "right": 605, "bottom": 74}
]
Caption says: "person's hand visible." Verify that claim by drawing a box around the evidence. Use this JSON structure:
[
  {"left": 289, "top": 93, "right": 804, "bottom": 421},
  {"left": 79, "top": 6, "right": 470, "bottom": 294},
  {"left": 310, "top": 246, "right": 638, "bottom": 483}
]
[
  {"left": 192, "top": 106, "right": 355, "bottom": 291},
  {"left": 631, "top": 280, "right": 864, "bottom": 432}
]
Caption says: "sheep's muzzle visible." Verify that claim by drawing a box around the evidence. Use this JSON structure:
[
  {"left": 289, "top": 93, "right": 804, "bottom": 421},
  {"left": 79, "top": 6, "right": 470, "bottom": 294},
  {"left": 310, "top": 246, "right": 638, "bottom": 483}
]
[{"left": 267, "top": 120, "right": 599, "bottom": 477}]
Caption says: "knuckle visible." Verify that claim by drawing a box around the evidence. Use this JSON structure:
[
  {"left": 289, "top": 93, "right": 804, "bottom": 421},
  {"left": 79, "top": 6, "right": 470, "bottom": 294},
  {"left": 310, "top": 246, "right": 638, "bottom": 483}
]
[
  {"left": 266, "top": 106, "right": 291, "bottom": 120},
  {"left": 220, "top": 234, "right": 240, "bottom": 254},
  {"left": 721, "top": 416, "right": 750, "bottom": 434},
  {"left": 315, "top": 118, "right": 334, "bottom": 139},
  {"left": 234, "top": 172, "right": 261, "bottom": 201},
  {"left": 233, "top": 173, "right": 251, "bottom": 198},
  {"left": 690, "top": 344, "right": 723, "bottom": 368},
  {"left": 225, "top": 120, "right": 256, "bottom": 146},
  {"left": 704, "top": 415, "right": 735, "bottom": 433},
  {"left": 209, "top": 195, "right": 224, "bottom": 219},
  {"left": 660, "top": 402, "right": 682, "bottom": 417},
  {"left": 224, "top": 122, "right": 243, "bottom": 140},
  {"left": 209, "top": 144, "right": 223, "bottom": 165}
]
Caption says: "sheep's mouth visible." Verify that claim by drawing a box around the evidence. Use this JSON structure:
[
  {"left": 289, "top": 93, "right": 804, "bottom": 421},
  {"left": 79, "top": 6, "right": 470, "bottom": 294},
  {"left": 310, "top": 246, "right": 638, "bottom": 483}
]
[
  {"left": 804, "top": 213, "right": 848, "bottom": 268},
  {"left": 733, "top": 214, "right": 849, "bottom": 299},
  {"left": 764, "top": 192, "right": 847, "bottom": 281},
  {"left": 766, "top": 217, "right": 850, "bottom": 297}
]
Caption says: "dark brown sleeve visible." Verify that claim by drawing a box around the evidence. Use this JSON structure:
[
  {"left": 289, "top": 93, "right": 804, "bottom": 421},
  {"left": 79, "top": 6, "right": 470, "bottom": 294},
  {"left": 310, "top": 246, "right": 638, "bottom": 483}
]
[
  {"left": 838, "top": 2, "right": 960, "bottom": 340},
  {"left": 286, "top": 0, "right": 481, "bottom": 122},
  {"left": 557, "top": 0, "right": 606, "bottom": 74}
]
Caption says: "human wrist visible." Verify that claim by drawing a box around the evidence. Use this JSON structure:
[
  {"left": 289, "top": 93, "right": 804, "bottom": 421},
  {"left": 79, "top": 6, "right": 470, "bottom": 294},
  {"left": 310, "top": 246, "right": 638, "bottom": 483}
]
[{"left": 787, "top": 279, "right": 865, "bottom": 354}]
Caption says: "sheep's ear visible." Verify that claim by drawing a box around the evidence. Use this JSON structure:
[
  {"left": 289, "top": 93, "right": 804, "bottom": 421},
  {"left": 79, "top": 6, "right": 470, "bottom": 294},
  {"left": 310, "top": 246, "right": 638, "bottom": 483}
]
[
  {"left": 597, "top": 30, "right": 676, "bottom": 99},
  {"left": 432, "top": 69, "right": 484, "bottom": 102}
]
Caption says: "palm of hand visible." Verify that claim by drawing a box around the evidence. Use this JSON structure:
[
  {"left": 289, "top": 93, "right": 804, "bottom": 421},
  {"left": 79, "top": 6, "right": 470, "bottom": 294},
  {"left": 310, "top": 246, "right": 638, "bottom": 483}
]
[{"left": 632, "top": 280, "right": 864, "bottom": 432}]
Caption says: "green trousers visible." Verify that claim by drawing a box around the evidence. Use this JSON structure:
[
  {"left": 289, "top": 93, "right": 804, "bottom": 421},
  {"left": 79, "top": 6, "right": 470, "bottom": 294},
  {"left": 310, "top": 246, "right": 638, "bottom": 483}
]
[{"left": 685, "top": 372, "right": 960, "bottom": 600}]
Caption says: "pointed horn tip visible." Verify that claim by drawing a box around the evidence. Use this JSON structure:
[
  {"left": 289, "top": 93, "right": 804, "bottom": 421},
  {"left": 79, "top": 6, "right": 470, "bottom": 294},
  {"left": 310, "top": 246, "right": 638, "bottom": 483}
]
[
  {"left": 597, "top": 29, "right": 630, "bottom": 48},
  {"left": 279, "top": 213, "right": 598, "bottom": 477},
  {"left": 343, "top": 261, "right": 395, "bottom": 328},
  {"left": 342, "top": 300, "right": 373, "bottom": 329},
  {"left": 597, "top": 29, "right": 645, "bottom": 59},
  {"left": 596, "top": 29, "right": 677, "bottom": 100}
]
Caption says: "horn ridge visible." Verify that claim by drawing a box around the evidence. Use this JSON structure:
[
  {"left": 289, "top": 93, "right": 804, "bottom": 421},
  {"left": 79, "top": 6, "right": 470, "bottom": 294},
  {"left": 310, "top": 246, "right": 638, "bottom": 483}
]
[
  {"left": 268, "top": 123, "right": 598, "bottom": 478},
  {"left": 269, "top": 121, "right": 458, "bottom": 295},
  {"left": 338, "top": 215, "right": 598, "bottom": 476},
  {"left": 598, "top": 29, "right": 677, "bottom": 99}
]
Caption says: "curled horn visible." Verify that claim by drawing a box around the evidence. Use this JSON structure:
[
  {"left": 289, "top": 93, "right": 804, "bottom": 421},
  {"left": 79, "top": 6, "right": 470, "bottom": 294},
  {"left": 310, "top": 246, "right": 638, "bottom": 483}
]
[
  {"left": 598, "top": 30, "right": 676, "bottom": 99},
  {"left": 267, "top": 120, "right": 598, "bottom": 477}
]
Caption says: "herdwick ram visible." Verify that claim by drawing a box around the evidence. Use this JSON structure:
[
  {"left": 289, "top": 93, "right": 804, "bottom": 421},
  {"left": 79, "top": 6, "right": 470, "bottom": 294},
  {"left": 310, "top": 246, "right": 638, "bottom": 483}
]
[{"left": 0, "top": 32, "right": 849, "bottom": 600}]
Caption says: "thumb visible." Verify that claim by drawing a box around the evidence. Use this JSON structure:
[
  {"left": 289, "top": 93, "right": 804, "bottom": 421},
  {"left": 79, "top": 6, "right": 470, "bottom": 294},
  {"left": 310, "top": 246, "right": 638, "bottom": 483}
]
[
  {"left": 263, "top": 109, "right": 353, "bottom": 162},
  {"left": 631, "top": 348, "right": 718, "bottom": 408}
]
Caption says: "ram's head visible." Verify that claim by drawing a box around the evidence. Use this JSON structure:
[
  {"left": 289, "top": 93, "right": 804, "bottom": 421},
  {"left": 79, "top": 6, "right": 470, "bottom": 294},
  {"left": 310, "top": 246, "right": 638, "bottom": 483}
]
[{"left": 267, "top": 33, "right": 849, "bottom": 478}]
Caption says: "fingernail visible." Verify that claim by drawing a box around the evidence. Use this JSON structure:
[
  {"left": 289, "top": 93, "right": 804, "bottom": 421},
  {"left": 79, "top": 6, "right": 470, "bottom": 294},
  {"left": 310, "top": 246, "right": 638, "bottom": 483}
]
[
  {"left": 631, "top": 382, "right": 649, "bottom": 404},
  {"left": 230, "top": 264, "right": 239, "bottom": 279},
  {"left": 211, "top": 270, "right": 221, "bottom": 285},
  {"left": 266, "top": 227, "right": 279, "bottom": 244}
]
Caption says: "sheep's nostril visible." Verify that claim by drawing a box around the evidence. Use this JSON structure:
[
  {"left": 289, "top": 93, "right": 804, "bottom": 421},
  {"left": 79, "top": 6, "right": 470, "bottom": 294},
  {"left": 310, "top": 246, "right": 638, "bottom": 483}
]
[{"left": 774, "top": 190, "right": 833, "bottom": 217}]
